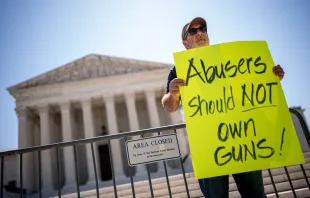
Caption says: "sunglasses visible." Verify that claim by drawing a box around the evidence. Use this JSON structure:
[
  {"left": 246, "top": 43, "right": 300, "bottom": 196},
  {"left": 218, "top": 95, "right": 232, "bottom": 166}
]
[{"left": 183, "top": 25, "right": 207, "bottom": 40}]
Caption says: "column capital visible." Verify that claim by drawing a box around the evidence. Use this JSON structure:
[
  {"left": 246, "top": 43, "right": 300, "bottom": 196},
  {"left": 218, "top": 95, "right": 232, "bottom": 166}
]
[
  {"left": 15, "top": 107, "right": 28, "bottom": 118},
  {"left": 80, "top": 97, "right": 92, "bottom": 106},
  {"left": 103, "top": 94, "right": 115, "bottom": 103},
  {"left": 37, "top": 105, "right": 50, "bottom": 114},
  {"left": 60, "top": 101, "right": 72, "bottom": 111},
  {"left": 123, "top": 91, "right": 136, "bottom": 97},
  {"left": 144, "top": 89, "right": 157, "bottom": 97}
]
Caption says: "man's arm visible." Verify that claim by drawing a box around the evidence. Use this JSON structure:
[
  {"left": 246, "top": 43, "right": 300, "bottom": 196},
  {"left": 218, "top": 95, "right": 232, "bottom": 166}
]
[{"left": 162, "top": 92, "right": 180, "bottom": 112}]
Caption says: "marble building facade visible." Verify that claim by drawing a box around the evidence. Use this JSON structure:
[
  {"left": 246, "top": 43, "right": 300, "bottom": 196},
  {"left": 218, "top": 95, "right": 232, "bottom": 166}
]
[{"left": 6, "top": 54, "right": 185, "bottom": 194}]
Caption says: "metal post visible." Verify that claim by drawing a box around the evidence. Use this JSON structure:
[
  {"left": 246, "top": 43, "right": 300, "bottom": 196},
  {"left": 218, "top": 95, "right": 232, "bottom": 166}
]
[
  {"left": 174, "top": 129, "right": 190, "bottom": 198},
  {"left": 300, "top": 164, "right": 310, "bottom": 190},
  {"left": 91, "top": 143, "right": 99, "bottom": 198},
  {"left": 284, "top": 166, "right": 297, "bottom": 198},
  {"left": 73, "top": 146, "right": 80, "bottom": 198},
  {"left": 268, "top": 169, "right": 279, "bottom": 198},
  {"left": 19, "top": 154, "right": 23, "bottom": 198},
  {"left": 38, "top": 151, "right": 42, "bottom": 198},
  {"left": 158, "top": 132, "right": 172, "bottom": 198},
  {"left": 108, "top": 140, "right": 118, "bottom": 198},
  {"left": 142, "top": 134, "right": 154, "bottom": 198},
  {"left": 56, "top": 147, "right": 61, "bottom": 198},
  {"left": 125, "top": 137, "right": 136, "bottom": 198}
]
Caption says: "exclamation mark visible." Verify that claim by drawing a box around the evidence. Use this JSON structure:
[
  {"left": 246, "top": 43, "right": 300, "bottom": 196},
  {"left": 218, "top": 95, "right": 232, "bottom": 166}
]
[{"left": 280, "top": 127, "right": 286, "bottom": 155}]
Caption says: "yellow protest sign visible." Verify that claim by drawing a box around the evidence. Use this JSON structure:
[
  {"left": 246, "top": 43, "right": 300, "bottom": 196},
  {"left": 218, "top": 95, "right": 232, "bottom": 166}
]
[{"left": 173, "top": 41, "right": 305, "bottom": 179}]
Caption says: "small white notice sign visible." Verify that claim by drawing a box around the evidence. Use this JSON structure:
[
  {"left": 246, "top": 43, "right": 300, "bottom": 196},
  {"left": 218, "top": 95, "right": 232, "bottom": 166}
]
[{"left": 125, "top": 134, "right": 181, "bottom": 166}]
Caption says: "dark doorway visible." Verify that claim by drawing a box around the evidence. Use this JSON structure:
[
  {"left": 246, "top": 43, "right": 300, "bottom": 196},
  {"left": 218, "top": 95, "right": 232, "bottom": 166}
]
[{"left": 98, "top": 144, "right": 112, "bottom": 181}]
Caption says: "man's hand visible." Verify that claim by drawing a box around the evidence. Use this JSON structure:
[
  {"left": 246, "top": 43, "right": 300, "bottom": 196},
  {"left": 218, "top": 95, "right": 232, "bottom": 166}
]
[
  {"left": 161, "top": 78, "right": 185, "bottom": 113},
  {"left": 169, "top": 78, "right": 185, "bottom": 95},
  {"left": 273, "top": 64, "right": 285, "bottom": 81}
]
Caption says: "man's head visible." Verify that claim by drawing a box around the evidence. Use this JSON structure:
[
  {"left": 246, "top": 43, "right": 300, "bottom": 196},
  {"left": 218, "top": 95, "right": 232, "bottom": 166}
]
[{"left": 181, "top": 17, "right": 209, "bottom": 49}]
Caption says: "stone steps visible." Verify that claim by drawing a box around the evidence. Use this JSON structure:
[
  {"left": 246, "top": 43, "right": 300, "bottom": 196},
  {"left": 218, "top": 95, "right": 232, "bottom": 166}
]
[{"left": 58, "top": 152, "right": 310, "bottom": 198}]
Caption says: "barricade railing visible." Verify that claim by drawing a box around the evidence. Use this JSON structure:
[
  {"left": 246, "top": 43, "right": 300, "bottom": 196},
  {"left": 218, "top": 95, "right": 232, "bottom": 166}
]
[
  {"left": 0, "top": 108, "right": 309, "bottom": 198},
  {"left": 265, "top": 108, "right": 310, "bottom": 198}
]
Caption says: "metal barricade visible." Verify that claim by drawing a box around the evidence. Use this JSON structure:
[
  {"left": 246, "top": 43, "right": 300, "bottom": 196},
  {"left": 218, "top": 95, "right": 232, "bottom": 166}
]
[
  {"left": 0, "top": 124, "right": 189, "bottom": 198},
  {"left": 0, "top": 108, "right": 309, "bottom": 198},
  {"left": 265, "top": 108, "right": 310, "bottom": 198}
]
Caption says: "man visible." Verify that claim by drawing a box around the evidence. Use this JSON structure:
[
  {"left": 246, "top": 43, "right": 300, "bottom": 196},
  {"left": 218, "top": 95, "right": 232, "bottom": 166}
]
[{"left": 161, "top": 17, "right": 285, "bottom": 198}]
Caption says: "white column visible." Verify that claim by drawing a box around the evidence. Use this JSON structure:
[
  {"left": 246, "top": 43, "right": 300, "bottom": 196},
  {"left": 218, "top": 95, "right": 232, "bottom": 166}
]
[
  {"left": 81, "top": 99, "right": 96, "bottom": 182},
  {"left": 170, "top": 112, "right": 188, "bottom": 159},
  {"left": 16, "top": 108, "right": 36, "bottom": 192},
  {"left": 60, "top": 102, "right": 75, "bottom": 186},
  {"left": 104, "top": 95, "right": 124, "bottom": 176},
  {"left": 170, "top": 112, "right": 181, "bottom": 125},
  {"left": 124, "top": 92, "right": 140, "bottom": 132},
  {"left": 145, "top": 90, "right": 165, "bottom": 172},
  {"left": 124, "top": 92, "right": 144, "bottom": 174},
  {"left": 38, "top": 105, "right": 53, "bottom": 189},
  {"left": 145, "top": 90, "right": 161, "bottom": 127}
]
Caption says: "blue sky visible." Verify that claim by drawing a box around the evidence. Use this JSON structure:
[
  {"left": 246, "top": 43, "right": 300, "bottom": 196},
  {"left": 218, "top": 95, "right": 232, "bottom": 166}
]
[{"left": 0, "top": 0, "right": 309, "bottom": 149}]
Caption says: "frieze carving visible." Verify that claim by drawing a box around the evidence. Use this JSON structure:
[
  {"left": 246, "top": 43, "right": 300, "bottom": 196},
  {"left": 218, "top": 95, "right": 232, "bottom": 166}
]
[{"left": 18, "top": 54, "right": 170, "bottom": 89}]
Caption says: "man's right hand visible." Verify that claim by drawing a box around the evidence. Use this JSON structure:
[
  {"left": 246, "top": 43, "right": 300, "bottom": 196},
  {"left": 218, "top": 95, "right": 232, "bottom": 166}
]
[
  {"left": 169, "top": 78, "right": 185, "bottom": 95},
  {"left": 162, "top": 78, "right": 184, "bottom": 112}
]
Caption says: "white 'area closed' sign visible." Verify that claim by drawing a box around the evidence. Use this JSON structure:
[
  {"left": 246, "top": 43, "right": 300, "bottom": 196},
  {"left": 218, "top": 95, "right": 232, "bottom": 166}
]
[{"left": 125, "top": 134, "right": 181, "bottom": 166}]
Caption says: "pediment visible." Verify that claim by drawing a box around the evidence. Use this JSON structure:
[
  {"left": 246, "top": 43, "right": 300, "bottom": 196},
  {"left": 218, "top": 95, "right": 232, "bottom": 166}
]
[{"left": 8, "top": 54, "right": 172, "bottom": 92}]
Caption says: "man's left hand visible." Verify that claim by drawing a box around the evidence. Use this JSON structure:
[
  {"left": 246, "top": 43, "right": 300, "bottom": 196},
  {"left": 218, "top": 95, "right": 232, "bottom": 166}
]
[{"left": 273, "top": 64, "right": 285, "bottom": 81}]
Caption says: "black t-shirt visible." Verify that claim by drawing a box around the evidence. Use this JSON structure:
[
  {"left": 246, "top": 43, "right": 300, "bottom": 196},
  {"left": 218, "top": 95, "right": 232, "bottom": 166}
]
[{"left": 165, "top": 66, "right": 177, "bottom": 93}]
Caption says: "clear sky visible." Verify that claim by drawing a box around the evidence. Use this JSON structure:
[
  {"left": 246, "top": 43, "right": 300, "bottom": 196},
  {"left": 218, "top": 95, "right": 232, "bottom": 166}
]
[{"left": 0, "top": 0, "right": 309, "bottom": 149}]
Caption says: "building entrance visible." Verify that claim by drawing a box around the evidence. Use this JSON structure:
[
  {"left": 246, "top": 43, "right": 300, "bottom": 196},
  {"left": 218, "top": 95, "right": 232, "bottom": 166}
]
[{"left": 98, "top": 144, "right": 112, "bottom": 181}]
